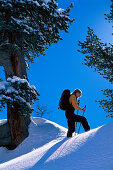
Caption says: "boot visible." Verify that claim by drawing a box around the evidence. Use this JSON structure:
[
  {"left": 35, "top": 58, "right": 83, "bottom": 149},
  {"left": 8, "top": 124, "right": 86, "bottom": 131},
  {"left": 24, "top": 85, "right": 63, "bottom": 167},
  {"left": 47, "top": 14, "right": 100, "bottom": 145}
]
[{"left": 67, "top": 131, "right": 72, "bottom": 137}]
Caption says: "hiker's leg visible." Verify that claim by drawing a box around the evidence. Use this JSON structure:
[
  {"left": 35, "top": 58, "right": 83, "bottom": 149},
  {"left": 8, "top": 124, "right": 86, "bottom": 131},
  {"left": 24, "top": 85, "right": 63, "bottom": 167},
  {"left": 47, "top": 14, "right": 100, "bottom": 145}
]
[
  {"left": 73, "top": 114, "right": 90, "bottom": 132},
  {"left": 67, "top": 119, "right": 75, "bottom": 137},
  {"left": 65, "top": 110, "right": 75, "bottom": 137},
  {"left": 81, "top": 116, "right": 90, "bottom": 131}
]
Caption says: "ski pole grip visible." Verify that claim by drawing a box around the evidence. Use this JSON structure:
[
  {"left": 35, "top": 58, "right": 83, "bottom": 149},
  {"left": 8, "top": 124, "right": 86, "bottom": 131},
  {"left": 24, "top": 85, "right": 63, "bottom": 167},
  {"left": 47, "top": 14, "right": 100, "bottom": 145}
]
[{"left": 85, "top": 105, "right": 86, "bottom": 108}]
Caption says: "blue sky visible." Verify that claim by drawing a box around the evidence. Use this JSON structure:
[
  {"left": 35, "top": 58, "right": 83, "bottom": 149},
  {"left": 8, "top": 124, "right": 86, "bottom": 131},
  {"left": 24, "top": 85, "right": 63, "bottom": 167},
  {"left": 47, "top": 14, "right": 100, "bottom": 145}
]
[{"left": 0, "top": 0, "right": 112, "bottom": 133}]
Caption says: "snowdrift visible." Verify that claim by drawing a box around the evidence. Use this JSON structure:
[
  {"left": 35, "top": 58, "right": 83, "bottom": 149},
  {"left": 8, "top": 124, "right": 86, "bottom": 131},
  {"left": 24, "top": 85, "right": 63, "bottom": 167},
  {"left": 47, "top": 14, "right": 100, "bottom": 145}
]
[{"left": 0, "top": 117, "right": 113, "bottom": 170}]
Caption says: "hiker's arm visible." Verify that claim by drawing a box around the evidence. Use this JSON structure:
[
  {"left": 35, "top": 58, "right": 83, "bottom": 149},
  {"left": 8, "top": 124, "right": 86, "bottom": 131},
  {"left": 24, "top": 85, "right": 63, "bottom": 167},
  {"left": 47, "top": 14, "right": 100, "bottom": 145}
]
[{"left": 70, "top": 95, "right": 83, "bottom": 111}]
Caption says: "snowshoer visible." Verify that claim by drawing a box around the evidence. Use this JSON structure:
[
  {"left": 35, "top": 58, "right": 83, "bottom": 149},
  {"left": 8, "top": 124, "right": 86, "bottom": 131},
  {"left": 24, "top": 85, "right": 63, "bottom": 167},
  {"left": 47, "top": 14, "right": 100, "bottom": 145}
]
[{"left": 65, "top": 89, "right": 90, "bottom": 137}]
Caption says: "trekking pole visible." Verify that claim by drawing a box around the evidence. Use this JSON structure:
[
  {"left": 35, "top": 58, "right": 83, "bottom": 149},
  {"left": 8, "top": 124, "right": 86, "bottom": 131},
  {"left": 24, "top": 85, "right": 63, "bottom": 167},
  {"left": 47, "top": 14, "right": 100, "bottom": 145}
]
[
  {"left": 77, "top": 105, "right": 86, "bottom": 135},
  {"left": 75, "top": 100, "right": 80, "bottom": 134}
]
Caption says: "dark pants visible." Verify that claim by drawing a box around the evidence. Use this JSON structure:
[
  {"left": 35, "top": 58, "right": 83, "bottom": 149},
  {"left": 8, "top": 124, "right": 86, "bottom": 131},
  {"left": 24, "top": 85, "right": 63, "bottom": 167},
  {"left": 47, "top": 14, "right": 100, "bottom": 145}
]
[{"left": 65, "top": 109, "right": 90, "bottom": 136}]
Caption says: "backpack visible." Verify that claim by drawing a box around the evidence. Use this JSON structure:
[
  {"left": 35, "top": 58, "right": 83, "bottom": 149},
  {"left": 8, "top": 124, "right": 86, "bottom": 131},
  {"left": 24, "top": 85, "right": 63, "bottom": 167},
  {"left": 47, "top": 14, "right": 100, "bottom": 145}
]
[{"left": 58, "top": 89, "right": 71, "bottom": 110}]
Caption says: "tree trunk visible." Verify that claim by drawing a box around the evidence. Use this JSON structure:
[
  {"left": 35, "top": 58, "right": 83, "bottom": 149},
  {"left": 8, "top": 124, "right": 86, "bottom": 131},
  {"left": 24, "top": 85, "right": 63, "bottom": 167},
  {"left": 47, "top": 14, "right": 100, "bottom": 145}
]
[
  {"left": 0, "top": 34, "right": 31, "bottom": 149},
  {"left": 7, "top": 45, "right": 30, "bottom": 149},
  {"left": 7, "top": 51, "right": 27, "bottom": 148}
]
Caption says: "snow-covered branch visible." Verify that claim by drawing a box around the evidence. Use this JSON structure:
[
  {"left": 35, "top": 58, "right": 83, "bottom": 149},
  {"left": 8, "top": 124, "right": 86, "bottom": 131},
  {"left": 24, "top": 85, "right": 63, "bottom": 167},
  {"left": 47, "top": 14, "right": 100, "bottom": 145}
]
[{"left": 0, "top": 76, "right": 39, "bottom": 115}]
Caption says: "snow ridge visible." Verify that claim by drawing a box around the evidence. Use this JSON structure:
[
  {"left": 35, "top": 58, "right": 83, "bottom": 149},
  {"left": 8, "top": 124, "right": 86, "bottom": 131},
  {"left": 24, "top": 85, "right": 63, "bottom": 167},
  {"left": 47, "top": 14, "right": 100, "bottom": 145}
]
[{"left": 0, "top": 117, "right": 113, "bottom": 170}]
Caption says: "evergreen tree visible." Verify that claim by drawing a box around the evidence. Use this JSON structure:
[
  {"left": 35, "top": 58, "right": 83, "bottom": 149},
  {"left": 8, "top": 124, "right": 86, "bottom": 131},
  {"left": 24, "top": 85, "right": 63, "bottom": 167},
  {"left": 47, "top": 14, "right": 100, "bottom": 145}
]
[
  {"left": 78, "top": 0, "right": 113, "bottom": 117},
  {"left": 0, "top": 0, "right": 74, "bottom": 67},
  {"left": 0, "top": 0, "right": 74, "bottom": 149}
]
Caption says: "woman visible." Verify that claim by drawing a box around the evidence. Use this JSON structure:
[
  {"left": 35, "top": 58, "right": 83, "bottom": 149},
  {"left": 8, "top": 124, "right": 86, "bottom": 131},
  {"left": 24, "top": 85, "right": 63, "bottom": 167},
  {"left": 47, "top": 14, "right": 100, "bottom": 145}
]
[{"left": 65, "top": 89, "right": 90, "bottom": 137}]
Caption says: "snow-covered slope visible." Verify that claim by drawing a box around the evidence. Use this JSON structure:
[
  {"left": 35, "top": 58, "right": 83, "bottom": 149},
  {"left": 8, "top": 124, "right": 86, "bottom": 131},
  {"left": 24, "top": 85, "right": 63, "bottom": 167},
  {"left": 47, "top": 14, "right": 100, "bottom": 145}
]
[{"left": 0, "top": 117, "right": 113, "bottom": 170}]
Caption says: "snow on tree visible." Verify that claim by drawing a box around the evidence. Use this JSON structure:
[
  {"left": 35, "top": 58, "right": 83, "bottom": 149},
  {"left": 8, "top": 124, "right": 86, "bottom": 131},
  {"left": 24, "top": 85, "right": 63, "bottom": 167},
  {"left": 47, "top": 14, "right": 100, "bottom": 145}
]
[
  {"left": 0, "top": 0, "right": 74, "bottom": 149},
  {"left": 0, "top": 76, "right": 39, "bottom": 115},
  {"left": 78, "top": 0, "right": 113, "bottom": 117},
  {"left": 0, "top": 0, "right": 74, "bottom": 67}
]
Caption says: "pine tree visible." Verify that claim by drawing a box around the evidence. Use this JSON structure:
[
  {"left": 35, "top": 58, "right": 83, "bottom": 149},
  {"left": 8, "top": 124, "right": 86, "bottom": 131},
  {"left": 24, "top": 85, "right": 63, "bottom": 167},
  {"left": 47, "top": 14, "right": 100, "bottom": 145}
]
[
  {"left": 0, "top": 0, "right": 74, "bottom": 149},
  {"left": 78, "top": 0, "right": 113, "bottom": 117},
  {"left": 0, "top": 0, "right": 74, "bottom": 67}
]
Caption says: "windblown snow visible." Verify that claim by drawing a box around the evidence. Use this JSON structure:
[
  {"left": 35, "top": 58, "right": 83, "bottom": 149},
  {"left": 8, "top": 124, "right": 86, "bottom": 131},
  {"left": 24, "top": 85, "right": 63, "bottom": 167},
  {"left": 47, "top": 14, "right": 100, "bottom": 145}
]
[{"left": 0, "top": 117, "right": 113, "bottom": 170}]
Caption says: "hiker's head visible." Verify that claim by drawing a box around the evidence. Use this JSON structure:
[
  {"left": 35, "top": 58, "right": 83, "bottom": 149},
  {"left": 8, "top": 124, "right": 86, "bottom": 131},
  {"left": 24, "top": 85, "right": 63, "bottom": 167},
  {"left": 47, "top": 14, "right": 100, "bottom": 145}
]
[{"left": 73, "top": 89, "right": 82, "bottom": 98}]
